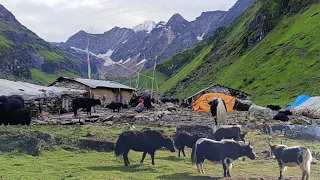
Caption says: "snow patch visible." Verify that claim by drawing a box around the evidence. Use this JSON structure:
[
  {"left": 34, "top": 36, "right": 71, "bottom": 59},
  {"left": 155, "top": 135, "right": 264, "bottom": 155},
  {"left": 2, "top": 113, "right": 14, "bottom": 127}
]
[
  {"left": 132, "top": 20, "right": 156, "bottom": 34},
  {"left": 122, "top": 39, "right": 128, "bottom": 44},
  {"left": 122, "top": 58, "right": 132, "bottom": 64},
  {"left": 135, "top": 59, "right": 147, "bottom": 66},
  {"left": 97, "top": 49, "right": 114, "bottom": 59},
  {"left": 197, "top": 33, "right": 205, "bottom": 41},
  {"left": 70, "top": 46, "right": 97, "bottom": 57}
]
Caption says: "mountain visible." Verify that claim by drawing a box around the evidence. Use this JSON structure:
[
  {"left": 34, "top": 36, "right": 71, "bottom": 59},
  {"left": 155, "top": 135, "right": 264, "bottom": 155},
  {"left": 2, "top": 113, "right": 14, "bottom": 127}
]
[
  {"left": 129, "top": 0, "right": 320, "bottom": 106},
  {"left": 0, "top": 4, "right": 104, "bottom": 85},
  {"left": 57, "top": 0, "right": 256, "bottom": 79}
]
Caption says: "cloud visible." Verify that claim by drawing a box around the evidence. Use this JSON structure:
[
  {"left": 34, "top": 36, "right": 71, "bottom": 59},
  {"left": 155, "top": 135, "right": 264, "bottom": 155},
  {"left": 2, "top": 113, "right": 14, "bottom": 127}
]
[{"left": 1, "top": 0, "right": 237, "bottom": 42}]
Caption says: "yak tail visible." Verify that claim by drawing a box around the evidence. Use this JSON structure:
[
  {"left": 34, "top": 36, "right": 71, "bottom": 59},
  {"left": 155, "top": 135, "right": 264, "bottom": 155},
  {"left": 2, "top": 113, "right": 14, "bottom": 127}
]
[
  {"left": 216, "top": 98, "right": 227, "bottom": 125},
  {"left": 115, "top": 135, "right": 125, "bottom": 157},
  {"left": 191, "top": 139, "right": 203, "bottom": 166}
]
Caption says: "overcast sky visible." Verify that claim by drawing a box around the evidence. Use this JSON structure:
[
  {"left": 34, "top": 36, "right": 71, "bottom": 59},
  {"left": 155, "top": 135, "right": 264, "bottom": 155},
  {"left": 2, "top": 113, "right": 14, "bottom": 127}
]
[{"left": 1, "top": 0, "right": 237, "bottom": 42}]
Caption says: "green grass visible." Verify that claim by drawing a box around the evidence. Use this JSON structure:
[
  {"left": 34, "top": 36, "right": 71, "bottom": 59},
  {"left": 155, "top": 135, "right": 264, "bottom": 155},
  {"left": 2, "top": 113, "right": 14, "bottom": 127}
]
[
  {"left": 38, "top": 49, "right": 66, "bottom": 63},
  {"left": 0, "top": 125, "right": 319, "bottom": 180},
  {"left": 28, "top": 69, "right": 79, "bottom": 86},
  {"left": 215, "top": 3, "right": 320, "bottom": 106},
  {"left": 124, "top": 43, "right": 207, "bottom": 91},
  {"left": 0, "top": 35, "right": 13, "bottom": 51}
]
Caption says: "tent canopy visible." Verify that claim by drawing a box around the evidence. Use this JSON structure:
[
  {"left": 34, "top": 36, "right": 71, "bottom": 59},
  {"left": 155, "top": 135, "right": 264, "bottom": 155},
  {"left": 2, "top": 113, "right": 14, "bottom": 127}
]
[
  {"left": 192, "top": 93, "right": 236, "bottom": 113},
  {"left": 285, "top": 94, "right": 310, "bottom": 111}
]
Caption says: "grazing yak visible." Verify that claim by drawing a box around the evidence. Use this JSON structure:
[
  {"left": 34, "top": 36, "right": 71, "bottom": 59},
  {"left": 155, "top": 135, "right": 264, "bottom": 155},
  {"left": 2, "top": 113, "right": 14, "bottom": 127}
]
[
  {"left": 267, "top": 105, "right": 282, "bottom": 111},
  {"left": 174, "top": 132, "right": 207, "bottom": 157},
  {"left": 191, "top": 138, "right": 256, "bottom": 177},
  {"left": 269, "top": 141, "right": 312, "bottom": 180},
  {"left": 208, "top": 98, "right": 227, "bottom": 125},
  {"left": 105, "top": 102, "right": 123, "bottom": 112},
  {"left": 72, "top": 98, "right": 101, "bottom": 116},
  {"left": 115, "top": 130, "right": 175, "bottom": 166},
  {"left": 214, "top": 127, "right": 247, "bottom": 142},
  {"left": 0, "top": 95, "right": 31, "bottom": 125}
]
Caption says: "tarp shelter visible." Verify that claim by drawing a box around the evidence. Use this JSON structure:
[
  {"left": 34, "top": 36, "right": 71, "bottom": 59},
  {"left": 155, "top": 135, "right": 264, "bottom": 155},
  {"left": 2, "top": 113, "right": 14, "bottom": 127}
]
[
  {"left": 192, "top": 93, "right": 236, "bottom": 112},
  {"left": 0, "top": 79, "right": 87, "bottom": 100},
  {"left": 291, "top": 97, "right": 320, "bottom": 119},
  {"left": 285, "top": 94, "right": 310, "bottom": 111}
]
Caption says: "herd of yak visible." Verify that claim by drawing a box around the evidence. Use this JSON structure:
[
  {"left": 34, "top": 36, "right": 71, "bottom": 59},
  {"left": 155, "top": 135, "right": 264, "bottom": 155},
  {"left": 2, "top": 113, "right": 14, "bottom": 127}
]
[{"left": 115, "top": 127, "right": 313, "bottom": 180}]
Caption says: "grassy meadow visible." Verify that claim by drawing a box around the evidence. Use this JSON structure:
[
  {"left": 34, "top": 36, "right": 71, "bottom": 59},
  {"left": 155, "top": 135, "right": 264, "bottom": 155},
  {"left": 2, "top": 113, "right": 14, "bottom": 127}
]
[{"left": 0, "top": 125, "right": 319, "bottom": 180}]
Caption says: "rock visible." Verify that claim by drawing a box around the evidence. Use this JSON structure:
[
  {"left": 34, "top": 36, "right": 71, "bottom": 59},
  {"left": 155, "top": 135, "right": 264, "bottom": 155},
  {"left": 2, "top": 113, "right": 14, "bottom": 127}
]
[
  {"left": 234, "top": 99, "right": 253, "bottom": 111},
  {"left": 122, "top": 114, "right": 135, "bottom": 118},
  {"left": 285, "top": 126, "right": 320, "bottom": 141},
  {"left": 155, "top": 111, "right": 164, "bottom": 118},
  {"left": 104, "top": 121, "right": 113, "bottom": 126},
  {"left": 85, "top": 132, "right": 95, "bottom": 137},
  {"left": 291, "top": 116, "right": 312, "bottom": 125},
  {"left": 311, "top": 159, "right": 317, "bottom": 165},
  {"left": 167, "top": 107, "right": 177, "bottom": 112},
  {"left": 102, "top": 115, "right": 114, "bottom": 122},
  {"left": 248, "top": 104, "right": 273, "bottom": 120},
  {"left": 77, "top": 139, "right": 115, "bottom": 152},
  {"left": 163, "top": 111, "right": 172, "bottom": 115}
]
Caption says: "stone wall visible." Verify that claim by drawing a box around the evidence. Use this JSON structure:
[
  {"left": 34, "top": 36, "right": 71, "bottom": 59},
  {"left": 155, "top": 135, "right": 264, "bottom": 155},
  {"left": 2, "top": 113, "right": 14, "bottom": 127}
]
[{"left": 188, "top": 84, "right": 250, "bottom": 102}]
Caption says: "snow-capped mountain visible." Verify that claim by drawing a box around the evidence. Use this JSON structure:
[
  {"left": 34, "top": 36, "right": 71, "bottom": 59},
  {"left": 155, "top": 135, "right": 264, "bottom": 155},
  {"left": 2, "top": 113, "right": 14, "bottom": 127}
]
[
  {"left": 132, "top": 20, "right": 157, "bottom": 34},
  {"left": 55, "top": 0, "right": 256, "bottom": 79}
]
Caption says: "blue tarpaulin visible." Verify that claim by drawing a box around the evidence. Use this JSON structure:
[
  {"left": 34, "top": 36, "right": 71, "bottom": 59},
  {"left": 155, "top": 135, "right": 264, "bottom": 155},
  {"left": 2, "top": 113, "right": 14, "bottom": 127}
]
[{"left": 285, "top": 94, "right": 310, "bottom": 111}]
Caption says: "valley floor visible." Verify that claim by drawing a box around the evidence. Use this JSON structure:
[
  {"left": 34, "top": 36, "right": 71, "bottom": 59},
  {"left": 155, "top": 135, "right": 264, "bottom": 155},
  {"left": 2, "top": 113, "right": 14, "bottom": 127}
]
[{"left": 0, "top": 125, "right": 319, "bottom": 180}]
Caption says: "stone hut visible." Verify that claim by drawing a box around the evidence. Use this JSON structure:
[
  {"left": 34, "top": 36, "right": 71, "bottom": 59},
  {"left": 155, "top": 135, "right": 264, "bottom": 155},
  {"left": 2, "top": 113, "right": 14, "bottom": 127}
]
[
  {"left": 0, "top": 79, "right": 86, "bottom": 114},
  {"left": 50, "top": 77, "right": 136, "bottom": 104},
  {"left": 186, "top": 84, "right": 250, "bottom": 104}
]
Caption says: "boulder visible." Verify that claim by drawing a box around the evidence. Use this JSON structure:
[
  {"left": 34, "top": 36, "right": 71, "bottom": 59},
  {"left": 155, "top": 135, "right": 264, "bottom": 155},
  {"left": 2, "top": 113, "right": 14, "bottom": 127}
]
[
  {"left": 248, "top": 104, "right": 274, "bottom": 120},
  {"left": 234, "top": 99, "right": 253, "bottom": 111},
  {"left": 285, "top": 126, "right": 320, "bottom": 141}
]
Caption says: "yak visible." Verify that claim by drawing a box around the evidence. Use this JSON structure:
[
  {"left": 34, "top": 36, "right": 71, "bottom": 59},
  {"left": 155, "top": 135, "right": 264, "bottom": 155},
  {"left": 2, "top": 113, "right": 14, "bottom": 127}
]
[
  {"left": 191, "top": 138, "right": 256, "bottom": 177},
  {"left": 269, "top": 140, "right": 312, "bottom": 180},
  {"left": 208, "top": 98, "right": 227, "bottom": 125},
  {"left": 115, "top": 130, "right": 175, "bottom": 166},
  {"left": 105, "top": 102, "right": 123, "bottom": 112},
  {"left": 174, "top": 132, "right": 207, "bottom": 157},
  {"left": 72, "top": 98, "right": 101, "bottom": 116},
  {"left": 214, "top": 127, "right": 247, "bottom": 142},
  {"left": 267, "top": 105, "right": 282, "bottom": 111}
]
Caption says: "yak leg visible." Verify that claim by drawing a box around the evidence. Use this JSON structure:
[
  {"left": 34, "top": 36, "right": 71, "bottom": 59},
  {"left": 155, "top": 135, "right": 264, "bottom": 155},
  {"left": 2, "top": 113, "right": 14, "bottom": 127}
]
[
  {"left": 150, "top": 152, "right": 155, "bottom": 165},
  {"left": 182, "top": 146, "right": 186, "bottom": 157},
  {"left": 227, "top": 162, "right": 233, "bottom": 177},
  {"left": 200, "top": 160, "right": 205, "bottom": 174},
  {"left": 214, "top": 117, "right": 218, "bottom": 125},
  {"left": 140, "top": 152, "right": 147, "bottom": 163},
  {"left": 123, "top": 150, "right": 130, "bottom": 166},
  {"left": 178, "top": 148, "right": 181, "bottom": 157},
  {"left": 196, "top": 164, "right": 201, "bottom": 173},
  {"left": 279, "top": 164, "right": 286, "bottom": 180},
  {"left": 222, "top": 162, "right": 228, "bottom": 177}
]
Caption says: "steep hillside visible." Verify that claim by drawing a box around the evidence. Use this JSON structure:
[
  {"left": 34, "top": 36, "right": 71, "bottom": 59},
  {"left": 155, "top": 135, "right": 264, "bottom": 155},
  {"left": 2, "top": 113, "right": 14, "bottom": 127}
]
[
  {"left": 58, "top": 0, "right": 255, "bottom": 79},
  {"left": 0, "top": 4, "right": 103, "bottom": 85},
  {"left": 158, "top": 0, "right": 320, "bottom": 106}
]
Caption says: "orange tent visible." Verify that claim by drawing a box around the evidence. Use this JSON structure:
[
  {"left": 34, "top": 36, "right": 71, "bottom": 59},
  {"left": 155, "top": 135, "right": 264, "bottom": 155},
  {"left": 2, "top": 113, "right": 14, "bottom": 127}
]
[{"left": 192, "top": 93, "right": 236, "bottom": 112}]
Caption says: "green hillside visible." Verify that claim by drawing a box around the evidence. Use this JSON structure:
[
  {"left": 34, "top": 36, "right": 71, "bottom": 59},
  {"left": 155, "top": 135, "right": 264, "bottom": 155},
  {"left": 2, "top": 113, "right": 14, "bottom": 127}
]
[
  {"left": 155, "top": 0, "right": 320, "bottom": 106},
  {"left": 0, "top": 4, "right": 84, "bottom": 85}
]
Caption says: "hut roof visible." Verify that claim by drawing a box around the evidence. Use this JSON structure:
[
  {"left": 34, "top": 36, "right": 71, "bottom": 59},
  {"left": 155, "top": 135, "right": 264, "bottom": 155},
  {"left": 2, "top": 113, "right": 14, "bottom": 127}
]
[
  {"left": 52, "top": 77, "right": 136, "bottom": 90},
  {"left": 0, "top": 79, "right": 87, "bottom": 100}
]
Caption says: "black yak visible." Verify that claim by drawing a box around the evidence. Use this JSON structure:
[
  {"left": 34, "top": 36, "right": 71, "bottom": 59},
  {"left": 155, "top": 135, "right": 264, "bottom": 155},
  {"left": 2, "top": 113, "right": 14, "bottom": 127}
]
[
  {"left": 72, "top": 98, "right": 101, "bottom": 116},
  {"left": 208, "top": 98, "right": 227, "bottom": 125},
  {"left": 273, "top": 112, "right": 289, "bottom": 122},
  {"left": 268, "top": 141, "right": 312, "bottom": 180},
  {"left": 279, "top": 110, "right": 293, "bottom": 116},
  {"left": 2, "top": 107, "right": 32, "bottom": 125},
  {"left": 115, "top": 130, "right": 175, "bottom": 166},
  {"left": 267, "top": 105, "right": 282, "bottom": 111},
  {"left": 191, "top": 138, "right": 256, "bottom": 177},
  {"left": 214, "top": 127, "right": 247, "bottom": 142},
  {"left": 174, "top": 132, "right": 207, "bottom": 157},
  {"left": 105, "top": 102, "right": 123, "bottom": 112}
]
